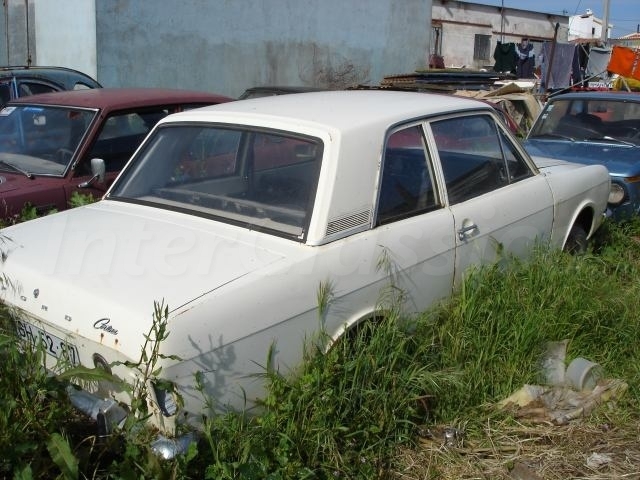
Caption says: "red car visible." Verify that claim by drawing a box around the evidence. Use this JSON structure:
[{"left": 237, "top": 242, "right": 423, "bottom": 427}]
[{"left": 0, "top": 88, "right": 231, "bottom": 220}]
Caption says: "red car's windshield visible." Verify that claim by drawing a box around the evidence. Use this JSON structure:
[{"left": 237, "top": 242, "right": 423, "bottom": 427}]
[{"left": 0, "top": 105, "right": 97, "bottom": 176}]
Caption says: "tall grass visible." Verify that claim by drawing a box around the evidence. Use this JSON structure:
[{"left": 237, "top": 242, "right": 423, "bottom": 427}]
[
  {"left": 0, "top": 324, "right": 76, "bottom": 477},
  {"left": 1, "top": 219, "right": 640, "bottom": 478},
  {"left": 426, "top": 242, "right": 640, "bottom": 420},
  {"left": 198, "top": 312, "right": 461, "bottom": 479}
]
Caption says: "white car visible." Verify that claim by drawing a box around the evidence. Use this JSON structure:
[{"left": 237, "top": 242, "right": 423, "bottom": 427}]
[{"left": 0, "top": 91, "right": 610, "bottom": 457}]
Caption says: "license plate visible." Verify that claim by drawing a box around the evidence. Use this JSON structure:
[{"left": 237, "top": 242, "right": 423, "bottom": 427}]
[{"left": 14, "top": 318, "right": 80, "bottom": 366}]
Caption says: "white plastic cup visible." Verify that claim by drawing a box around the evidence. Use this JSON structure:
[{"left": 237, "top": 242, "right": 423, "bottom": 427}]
[{"left": 565, "top": 357, "right": 603, "bottom": 390}]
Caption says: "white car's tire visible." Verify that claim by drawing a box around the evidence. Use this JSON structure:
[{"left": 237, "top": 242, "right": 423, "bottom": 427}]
[{"left": 565, "top": 224, "right": 588, "bottom": 254}]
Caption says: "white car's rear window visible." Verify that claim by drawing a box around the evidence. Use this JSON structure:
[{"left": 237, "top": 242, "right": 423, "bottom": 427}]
[{"left": 110, "top": 124, "right": 323, "bottom": 239}]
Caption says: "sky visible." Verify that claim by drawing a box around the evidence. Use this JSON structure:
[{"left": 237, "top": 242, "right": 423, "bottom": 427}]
[{"left": 470, "top": 0, "right": 640, "bottom": 38}]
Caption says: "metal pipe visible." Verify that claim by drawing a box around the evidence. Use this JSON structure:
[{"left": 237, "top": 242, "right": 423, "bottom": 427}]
[
  {"left": 500, "top": 0, "right": 505, "bottom": 43},
  {"left": 601, "top": 0, "right": 610, "bottom": 42},
  {"left": 4, "top": 1, "right": 9, "bottom": 63},
  {"left": 544, "top": 22, "right": 560, "bottom": 93},
  {"left": 24, "top": 0, "right": 30, "bottom": 65}
]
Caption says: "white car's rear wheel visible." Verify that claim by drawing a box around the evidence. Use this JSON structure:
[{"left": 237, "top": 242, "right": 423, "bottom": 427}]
[{"left": 564, "top": 224, "right": 588, "bottom": 254}]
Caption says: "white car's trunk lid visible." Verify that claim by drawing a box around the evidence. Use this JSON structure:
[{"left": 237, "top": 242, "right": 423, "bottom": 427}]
[{"left": 0, "top": 201, "right": 289, "bottom": 360}]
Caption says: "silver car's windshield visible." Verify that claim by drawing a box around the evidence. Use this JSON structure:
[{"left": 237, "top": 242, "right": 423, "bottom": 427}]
[
  {"left": 109, "top": 124, "right": 323, "bottom": 239},
  {"left": 529, "top": 97, "right": 640, "bottom": 145},
  {"left": 0, "top": 105, "right": 96, "bottom": 175}
]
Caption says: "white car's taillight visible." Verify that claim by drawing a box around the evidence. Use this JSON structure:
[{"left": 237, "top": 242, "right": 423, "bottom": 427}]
[{"left": 153, "top": 382, "right": 178, "bottom": 416}]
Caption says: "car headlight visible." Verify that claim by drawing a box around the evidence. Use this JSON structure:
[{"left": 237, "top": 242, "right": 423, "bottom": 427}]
[{"left": 608, "top": 182, "right": 626, "bottom": 205}]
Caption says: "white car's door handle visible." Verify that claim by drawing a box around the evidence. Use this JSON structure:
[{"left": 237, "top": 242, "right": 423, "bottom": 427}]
[{"left": 457, "top": 223, "right": 478, "bottom": 240}]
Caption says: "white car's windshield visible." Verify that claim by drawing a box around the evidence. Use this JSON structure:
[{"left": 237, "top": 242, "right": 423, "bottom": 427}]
[
  {"left": 109, "top": 124, "right": 323, "bottom": 239},
  {"left": 0, "top": 105, "right": 96, "bottom": 175},
  {"left": 529, "top": 97, "right": 640, "bottom": 145}
]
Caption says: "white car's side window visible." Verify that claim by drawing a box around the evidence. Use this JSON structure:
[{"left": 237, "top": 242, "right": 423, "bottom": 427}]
[
  {"left": 431, "top": 114, "right": 510, "bottom": 205},
  {"left": 376, "top": 125, "right": 440, "bottom": 225},
  {"left": 498, "top": 128, "right": 534, "bottom": 182}
]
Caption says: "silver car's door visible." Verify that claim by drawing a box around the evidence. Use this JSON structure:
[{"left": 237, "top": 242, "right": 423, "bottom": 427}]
[
  {"left": 373, "top": 123, "right": 456, "bottom": 314},
  {"left": 426, "top": 113, "right": 555, "bottom": 286}
]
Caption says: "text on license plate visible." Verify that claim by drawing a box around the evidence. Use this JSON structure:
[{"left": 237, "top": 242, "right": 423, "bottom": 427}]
[{"left": 14, "top": 318, "right": 80, "bottom": 366}]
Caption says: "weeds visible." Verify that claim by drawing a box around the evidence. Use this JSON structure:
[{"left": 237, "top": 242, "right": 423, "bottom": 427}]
[
  {"left": 0, "top": 308, "right": 76, "bottom": 477},
  {"left": 0, "top": 190, "right": 95, "bottom": 227},
  {"left": 119, "top": 301, "right": 182, "bottom": 424},
  {"left": 67, "top": 191, "right": 96, "bottom": 209},
  {"left": 196, "top": 313, "right": 459, "bottom": 479}
]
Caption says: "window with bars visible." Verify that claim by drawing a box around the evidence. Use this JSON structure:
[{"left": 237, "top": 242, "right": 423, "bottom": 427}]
[
  {"left": 473, "top": 34, "right": 491, "bottom": 60},
  {"left": 431, "top": 24, "right": 442, "bottom": 56}
]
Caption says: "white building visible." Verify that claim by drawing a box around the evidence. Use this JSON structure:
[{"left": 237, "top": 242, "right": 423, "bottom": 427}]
[
  {"left": 431, "top": 1, "right": 569, "bottom": 72},
  {"left": 568, "top": 9, "right": 612, "bottom": 42}
]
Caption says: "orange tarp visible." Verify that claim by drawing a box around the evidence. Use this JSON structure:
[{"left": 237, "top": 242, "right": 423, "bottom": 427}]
[{"left": 607, "top": 45, "right": 640, "bottom": 80}]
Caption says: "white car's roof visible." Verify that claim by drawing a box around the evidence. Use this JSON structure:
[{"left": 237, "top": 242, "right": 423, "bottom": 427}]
[
  {"left": 163, "top": 90, "right": 492, "bottom": 131},
  {"left": 152, "top": 90, "right": 498, "bottom": 245}
]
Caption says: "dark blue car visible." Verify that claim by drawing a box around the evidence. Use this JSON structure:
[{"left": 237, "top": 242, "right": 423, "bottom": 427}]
[
  {"left": 0, "top": 65, "right": 102, "bottom": 108},
  {"left": 523, "top": 91, "right": 640, "bottom": 220}
]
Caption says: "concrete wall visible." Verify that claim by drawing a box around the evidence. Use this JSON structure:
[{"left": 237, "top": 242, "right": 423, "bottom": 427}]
[
  {"left": 0, "top": 0, "right": 96, "bottom": 76},
  {"left": 0, "top": 0, "right": 433, "bottom": 96},
  {"left": 432, "top": 1, "right": 568, "bottom": 70},
  {"left": 0, "top": 0, "right": 36, "bottom": 66},
  {"left": 94, "top": 0, "right": 433, "bottom": 96},
  {"left": 33, "top": 0, "right": 97, "bottom": 78}
]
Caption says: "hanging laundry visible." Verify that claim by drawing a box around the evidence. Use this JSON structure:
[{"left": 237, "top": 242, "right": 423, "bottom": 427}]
[
  {"left": 585, "top": 46, "right": 612, "bottom": 77},
  {"left": 516, "top": 38, "right": 535, "bottom": 78},
  {"left": 540, "top": 42, "right": 577, "bottom": 90},
  {"left": 493, "top": 41, "right": 516, "bottom": 74},
  {"left": 429, "top": 54, "right": 445, "bottom": 69}
]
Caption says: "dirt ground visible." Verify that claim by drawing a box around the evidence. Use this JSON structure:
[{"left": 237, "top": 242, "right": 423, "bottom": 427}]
[{"left": 395, "top": 420, "right": 640, "bottom": 479}]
